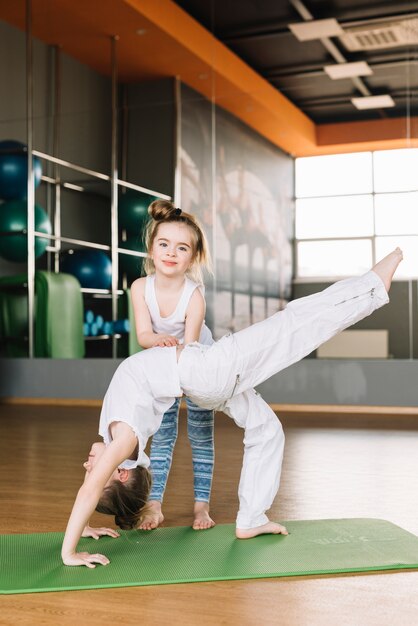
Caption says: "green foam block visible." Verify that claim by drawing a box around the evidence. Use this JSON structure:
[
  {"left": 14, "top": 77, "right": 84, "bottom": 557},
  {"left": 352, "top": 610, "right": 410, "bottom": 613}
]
[{"left": 2, "top": 519, "right": 418, "bottom": 594}]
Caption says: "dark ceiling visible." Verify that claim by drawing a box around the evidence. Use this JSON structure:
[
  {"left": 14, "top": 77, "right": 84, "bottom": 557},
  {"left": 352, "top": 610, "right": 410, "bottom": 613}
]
[{"left": 175, "top": 0, "right": 418, "bottom": 125}]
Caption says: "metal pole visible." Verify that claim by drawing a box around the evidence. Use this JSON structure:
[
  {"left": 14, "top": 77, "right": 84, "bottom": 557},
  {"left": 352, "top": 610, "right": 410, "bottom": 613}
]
[
  {"left": 121, "top": 84, "right": 128, "bottom": 183},
  {"left": 53, "top": 46, "right": 62, "bottom": 273},
  {"left": 26, "top": 0, "right": 35, "bottom": 358},
  {"left": 173, "top": 76, "right": 182, "bottom": 207},
  {"left": 120, "top": 84, "right": 128, "bottom": 291},
  {"left": 110, "top": 36, "right": 119, "bottom": 358},
  {"left": 211, "top": 79, "right": 217, "bottom": 334},
  {"left": 408, "top": 279, "right": 414, "bottom": 360}
]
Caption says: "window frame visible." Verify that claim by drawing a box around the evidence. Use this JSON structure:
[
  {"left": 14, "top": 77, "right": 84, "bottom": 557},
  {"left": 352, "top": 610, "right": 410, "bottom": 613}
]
[{"left": 294, "top": 150, "right": 418, "bottom": 282}]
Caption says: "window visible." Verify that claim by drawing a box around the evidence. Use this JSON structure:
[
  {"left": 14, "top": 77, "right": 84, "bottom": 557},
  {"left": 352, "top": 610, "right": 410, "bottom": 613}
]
[
  {"left": 295, "top": 152, "right": 373, "bottom": 198},
  {"left": 295, "top": 148, "right": 418, "bottom": 279}
]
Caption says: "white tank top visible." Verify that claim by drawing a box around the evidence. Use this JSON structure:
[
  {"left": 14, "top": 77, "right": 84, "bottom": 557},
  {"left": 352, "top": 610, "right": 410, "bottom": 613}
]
[{"left": 145, "top": 274, "right": 213, "bottom": 345}]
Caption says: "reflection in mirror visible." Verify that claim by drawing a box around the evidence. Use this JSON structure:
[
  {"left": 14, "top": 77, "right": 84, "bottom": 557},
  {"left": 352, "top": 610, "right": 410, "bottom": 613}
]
[{"left": 0, "top": 1, "right": 417, "bottom": 366}]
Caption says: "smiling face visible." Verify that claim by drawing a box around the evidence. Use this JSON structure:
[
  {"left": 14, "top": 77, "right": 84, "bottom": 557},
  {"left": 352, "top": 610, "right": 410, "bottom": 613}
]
[{"left": 151, "top": 221, "right": 195, "bottom": 278}]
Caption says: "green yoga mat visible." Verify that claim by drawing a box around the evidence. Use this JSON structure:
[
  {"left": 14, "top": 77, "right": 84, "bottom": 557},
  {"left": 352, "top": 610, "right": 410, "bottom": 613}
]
[{"left": 1, "top": 519, "right": 418, "bottom": 594}]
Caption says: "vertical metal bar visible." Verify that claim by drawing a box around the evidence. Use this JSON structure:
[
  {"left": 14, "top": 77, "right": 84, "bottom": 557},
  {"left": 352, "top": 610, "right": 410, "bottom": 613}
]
[
  {"left": 26, "top": 0, "right": 35, "bottom": 358},
  {"left": 110, "top": 36, "right": 119, "bottom": 358},
  {"left": 120, "top": 84, "right": 128, "bottom": 291},
  {"left": 211, "top": 85, "right": 217, "bottom": 333},
  {"left": 173, "top": 76, "right": 182, "bottom": 207},
  {"left": 371, "top": 151, "right": 376, "bottom": 267},
  {"left": 121, "top": 84, "right": 128, "bottom": 183},
  {"left": 408, "top": 279, "right": 413, "bottom": 360},
  {"left": 53, "top": 46, "right": 62, "bottom": 273},
  {"left": 45, "top": 47, "right": 53, "bottom": 273},
  {"left": 249, "top": 245, "right": 254, "bottom": 325},
  {"left": 406, "top": 51, "right": 411, "bottom": 146}
]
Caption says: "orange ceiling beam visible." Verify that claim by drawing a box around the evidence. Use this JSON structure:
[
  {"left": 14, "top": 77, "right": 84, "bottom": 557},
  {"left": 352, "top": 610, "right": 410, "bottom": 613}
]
[
  {"left": 123, "top": 0, "right": 317, "bottom": 156},
  {"left": 0, "top": 0, "right": 416, "bottom": 156},
  {"left": 313, "top": 116, "right": 418, "bottom": 156}
]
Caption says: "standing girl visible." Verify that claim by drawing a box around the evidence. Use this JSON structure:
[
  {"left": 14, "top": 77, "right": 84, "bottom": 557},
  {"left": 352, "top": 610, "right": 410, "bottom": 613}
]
[{"left": 130, "top": 200, "right": 215, "bottom": 530}]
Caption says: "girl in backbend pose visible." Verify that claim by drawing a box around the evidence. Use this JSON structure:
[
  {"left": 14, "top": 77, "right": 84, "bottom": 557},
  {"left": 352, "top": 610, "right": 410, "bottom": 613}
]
[
  {"left": 61, "top": 246, "right": 403, "bottom": 568},
  {"left": 131, "top": 200, "right": 215, "bottom": 531}
]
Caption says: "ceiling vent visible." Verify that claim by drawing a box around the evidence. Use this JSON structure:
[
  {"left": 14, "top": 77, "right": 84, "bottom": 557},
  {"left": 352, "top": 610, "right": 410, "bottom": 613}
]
[{"left": 340, "top": 18, "right": 418, "bottom": 51}]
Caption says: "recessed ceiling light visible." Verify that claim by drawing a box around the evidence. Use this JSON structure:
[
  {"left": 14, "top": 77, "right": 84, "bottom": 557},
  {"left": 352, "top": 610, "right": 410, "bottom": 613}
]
[
  {"left": 324, "top": 61, "right": 373, "bottom": 79},
  {"left": 136, "top": 28, "right": 147, "bottom": 36},
  {"left": 198, "top": 73, "right": 209, "bottom": 80},
  {"left": 351, "top": 95, "right": 395, "bottom": 109},
  {"left": 288, "top": 18, "right": 344, "bottom": 41}
]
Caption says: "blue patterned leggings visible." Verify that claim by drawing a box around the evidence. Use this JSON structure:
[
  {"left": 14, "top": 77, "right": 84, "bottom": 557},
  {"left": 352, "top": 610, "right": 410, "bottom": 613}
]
[{"left": 149, "top": 397, "right": 214, "bottom": 503}]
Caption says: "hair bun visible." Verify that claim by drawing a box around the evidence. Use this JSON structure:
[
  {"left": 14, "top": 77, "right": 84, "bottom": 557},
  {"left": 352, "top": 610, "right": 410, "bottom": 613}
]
[{"left": 148, "top": 199, "right": 182, "bottom": 221}]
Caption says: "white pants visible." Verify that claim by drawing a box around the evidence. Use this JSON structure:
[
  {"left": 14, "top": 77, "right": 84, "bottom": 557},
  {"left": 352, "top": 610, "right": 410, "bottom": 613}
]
[{"left": 178, "top": 271, "right": 389, "bottom": 528}]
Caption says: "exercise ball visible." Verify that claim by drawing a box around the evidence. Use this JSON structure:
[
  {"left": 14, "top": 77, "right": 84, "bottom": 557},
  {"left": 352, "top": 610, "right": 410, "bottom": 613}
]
[
  {"left": 61, "top": 249, "right": 112, "bottom": 290},
  {"left": 0, "top": 140, "right": 42, "bottom": 200},
  {"left": 0, "top": 199, "right": 51, "bottom": 262},
  {"left": 119, "top": 191, "right": 153, "bottom": 233},
  {"left": 119, "top": 236, "right": 146, "bottom": 280},
  {"left": 113, "top": 319, "right": 130, "bottom": 334}
]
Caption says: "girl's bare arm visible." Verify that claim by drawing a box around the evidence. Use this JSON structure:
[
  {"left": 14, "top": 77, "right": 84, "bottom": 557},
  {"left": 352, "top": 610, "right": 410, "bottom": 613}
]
[
  {"left": 61, "top": 424, "right": 137, "bottom": 568},
  {"left": 184, "top": 288, "right": 206, "bottom": 345},
  {"left": 131, "top": 278, "right": 178, "bottom": 348}
]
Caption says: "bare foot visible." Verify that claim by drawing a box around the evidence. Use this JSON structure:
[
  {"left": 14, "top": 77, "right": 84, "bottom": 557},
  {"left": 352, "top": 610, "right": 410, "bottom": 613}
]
[
  {"left": 138, "top": 500, "right": 164, "bottom": 531},
  {"left": 235, "top": 521, "right": 288, "bottom": 539},
  {"left": 372, "top": 248, "right": 403, "bottom": 292},
  {"left": 193, "top": 501, "right": 215, "bottom": 530}
]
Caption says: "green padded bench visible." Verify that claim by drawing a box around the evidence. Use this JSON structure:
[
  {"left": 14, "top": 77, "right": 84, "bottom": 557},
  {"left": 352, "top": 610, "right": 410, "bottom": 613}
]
[{"left": 0, "top": 271, "right": 84, "bottom": 358}]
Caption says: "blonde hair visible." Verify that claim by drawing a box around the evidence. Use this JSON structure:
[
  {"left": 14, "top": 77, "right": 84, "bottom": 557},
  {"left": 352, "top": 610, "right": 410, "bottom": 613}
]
[{"left": 143, "top": 199, "right": 212, "bottom": 284}]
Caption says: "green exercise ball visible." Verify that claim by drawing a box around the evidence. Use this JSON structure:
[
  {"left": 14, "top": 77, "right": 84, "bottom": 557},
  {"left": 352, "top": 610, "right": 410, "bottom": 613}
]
[
  {"left": 0, "top": 199, "right": 51, "bottom": 262},
  {"left": 0, "top": 140, "right": 43, "bottom": 200},
  {"left": 119, "top": 191, "right": 154, "bottom": 234},
  {"left": 119, "top": 236, "right": 146, "bottom": 280}
]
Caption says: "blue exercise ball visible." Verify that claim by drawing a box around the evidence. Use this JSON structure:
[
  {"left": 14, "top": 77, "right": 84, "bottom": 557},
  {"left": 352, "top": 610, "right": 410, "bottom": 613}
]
[
  {"left": 0, "top": 140, "right": 42, "bottom": 201},
  {"left": 0, "top": 199, "right": 51, "bottom": 262},
  {"left": 119, "top": 191, "right": 154, "bottom": 233},
  {"left": 61, "top": 249, "right": 112, "bottom": 290}
]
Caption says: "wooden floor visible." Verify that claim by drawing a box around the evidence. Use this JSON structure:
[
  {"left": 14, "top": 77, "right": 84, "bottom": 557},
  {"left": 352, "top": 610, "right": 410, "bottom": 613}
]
[{"left": 1, "top": 404, "right": 418, "bottom": 625}]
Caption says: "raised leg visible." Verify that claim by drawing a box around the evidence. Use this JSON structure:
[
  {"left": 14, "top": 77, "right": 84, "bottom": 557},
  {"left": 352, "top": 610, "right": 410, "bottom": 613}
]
[
  {"left": 178, "top": 251, "right": 402, "bottom": 539},
  {"left": 180, "top": 253, "right": 402, "bottom": 405}
]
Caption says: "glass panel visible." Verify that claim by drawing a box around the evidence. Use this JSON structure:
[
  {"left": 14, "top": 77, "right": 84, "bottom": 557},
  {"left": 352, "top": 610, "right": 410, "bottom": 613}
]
[
  {"left": 297, "top": 239, "right": 372, "bottom": 277},
  {"left": 375, "top": 192, "right": 418, "bottom": 235},
  {"left": 376, "top": 236, "right": 418, "bottom": 279},
  {"left": 295, "top": 152, "right": 373, "bottom": 198},
  {"left": 296, "top": 195, "right": 373, "bottom": 239},
  {"left": 374, "top": 149, "right": 418, "bottom": 193}
]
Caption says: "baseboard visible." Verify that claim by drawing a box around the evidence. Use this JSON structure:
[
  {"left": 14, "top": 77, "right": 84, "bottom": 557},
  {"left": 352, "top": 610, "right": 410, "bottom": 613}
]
[
  {"left": 1, "top": 397, "right": 418, "bottom": 416},
  {"left": 0, "top": 397, "right": 103, "bottom": 407},
  {"left": 270, "top": 403, "right": 418, "bottom": 416}
]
